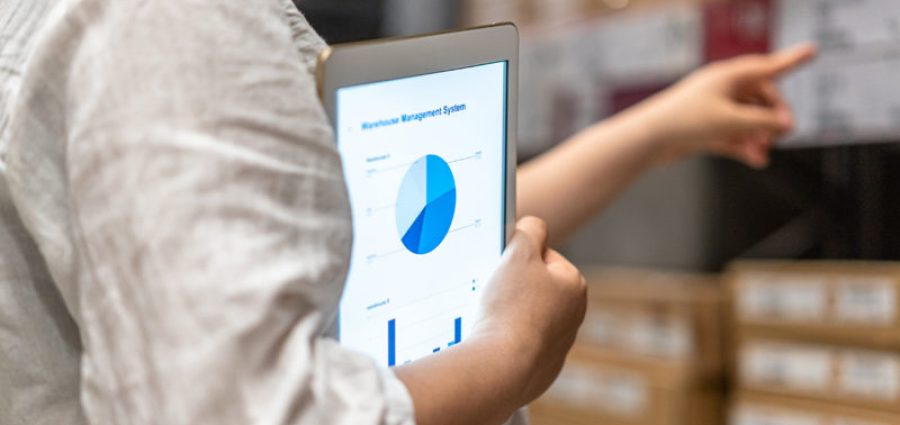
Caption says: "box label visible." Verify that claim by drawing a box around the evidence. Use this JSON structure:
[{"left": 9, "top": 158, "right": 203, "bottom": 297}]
[
  {"left": 738, "top": 274, "right": 828, "bottom": 322},
  {"left": 588, "top": 6, "right": 702, "bottom": 82},
  {"left": 627, "top": 313, "right": 693, "bottom": 360},
  {"left": 839, "top": 350, "right": 900, "bottom": 402},
  {"left": 579, "top": 309, "right": 621, "bottom": 347},
  {"left": 741, "top": 341, "right": 833, "bottom": 393},
  {"left": 835, "top": 277, "right": 897, "bottom": 325},
  {"left": 580, "top": 309, "right": 694, "bottom": 360},
  {"left": 775, "top": 0, "right": 900, "bottom": 146},
  {"left": 546, "top": 363, "right": 648, "bottom": 418},
  {"left": 732, "top": 405, "right": 823, "bottom": 425}
]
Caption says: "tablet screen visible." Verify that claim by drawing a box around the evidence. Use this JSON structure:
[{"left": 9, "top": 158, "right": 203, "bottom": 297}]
[{"left": 335, "top": 61, "right": 509, "bottom": 367}]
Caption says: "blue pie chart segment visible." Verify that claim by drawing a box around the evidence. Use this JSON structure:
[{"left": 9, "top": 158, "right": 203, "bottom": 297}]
[{"left": 396, "top": 155, "right": 457, "bottom": 255}]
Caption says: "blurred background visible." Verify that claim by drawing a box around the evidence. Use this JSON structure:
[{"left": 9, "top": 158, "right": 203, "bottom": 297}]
[{"left": 296, "top": 1, "right": 900, "bottom": 424}]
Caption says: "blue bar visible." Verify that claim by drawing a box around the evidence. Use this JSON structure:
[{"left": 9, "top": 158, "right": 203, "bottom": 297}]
[
  {"left": 433, "top": 347, "right": 441, "bottom": 353},
  {"left": 388, "top": 319, "right": 396, "bottom": 367},
  {"left": 448, "top": 317, "right": 462, "bottom": 347}
]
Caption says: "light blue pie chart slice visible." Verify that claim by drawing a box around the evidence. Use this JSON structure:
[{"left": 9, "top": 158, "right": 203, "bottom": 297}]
[{"left": 396, "top": 155, "right": 457, "bottom": 255}]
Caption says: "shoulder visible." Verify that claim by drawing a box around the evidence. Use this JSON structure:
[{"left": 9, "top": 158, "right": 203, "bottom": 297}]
[
  {"left": 18, "top": 0, "right": 326, "bottom": 83},
  {"left": 6, "top": 0, "right": 337, "bottom": 197},
  {"left": 277, "top": 0, "right": 329, "bottom": 75}
]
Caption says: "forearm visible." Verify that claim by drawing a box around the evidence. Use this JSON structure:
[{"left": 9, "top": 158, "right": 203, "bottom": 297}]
[
  {"left": 517, "top": 103, "right": 665, "bottom": 246},
  {"left": 394, "top": 333, "right": 535, "bottom": 425}
]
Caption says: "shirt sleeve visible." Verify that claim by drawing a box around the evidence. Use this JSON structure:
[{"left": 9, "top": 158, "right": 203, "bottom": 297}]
[{"left": 61, "top": 1, "right": 414, "bottom": 424}]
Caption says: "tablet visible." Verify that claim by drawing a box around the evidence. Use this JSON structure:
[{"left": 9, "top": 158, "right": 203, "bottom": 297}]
[{"left": 317, "top": 24, "right": 518, "bottom": 367}]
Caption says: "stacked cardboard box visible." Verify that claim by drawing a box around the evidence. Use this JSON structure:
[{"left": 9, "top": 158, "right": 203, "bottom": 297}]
[
  {"left": 461, "top": 0, "right": 712, "bottom": 29},
  {"left": 727, "top": 261, "right": 900, "bottom": 425},
  {"left": 732, "top": 392, "right": 900, "bottom": 425},
  {"left": 530, "top": 268, "right": 725, "bottom": 425},
  {"left": 460, "top": 0, "right": 534, "bottom": 27}
]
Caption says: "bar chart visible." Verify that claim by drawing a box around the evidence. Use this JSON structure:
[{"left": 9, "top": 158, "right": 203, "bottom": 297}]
[{"left": 387, "top": 316, "right": 464, "bottom": 367}]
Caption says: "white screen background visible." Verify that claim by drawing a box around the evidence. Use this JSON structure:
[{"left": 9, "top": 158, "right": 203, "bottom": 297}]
[{"left": 336, "top": 62, "right": 507, "bottom": 367}]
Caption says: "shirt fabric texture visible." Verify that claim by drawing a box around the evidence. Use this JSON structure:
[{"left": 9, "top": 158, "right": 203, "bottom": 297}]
[{"left": 0, "top": 1, "right": 426, "bottom": 424}]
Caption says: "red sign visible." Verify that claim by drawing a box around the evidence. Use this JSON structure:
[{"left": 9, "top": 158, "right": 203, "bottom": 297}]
[{"left": 704, "top": 0, "right": 773, "bottom": 62}]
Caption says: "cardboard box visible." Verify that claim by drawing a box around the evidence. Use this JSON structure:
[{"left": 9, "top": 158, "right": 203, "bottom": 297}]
[
  {"left": 464, "top": 0, "right": 715, "bottom": 29},
  {"left": 461, "top": 0, "right": 534, "bottom": 27},
  {"left": 582, "top": 0, "right": 713, "bottom": 17},
  {"left": 580, "top": 268, "right": 725, "bottom": 379},
  {"left": 729, "top": 261, "right": 900, "bottom": 350},
  {"left": 735, "top": 337, "right": 900, "bottom": 413},
  {"left": 531, "top": 346, "right": 723, "bottom": 425},
  {"left": 730, "top": 391, "right": 900, "bottom": 425}
]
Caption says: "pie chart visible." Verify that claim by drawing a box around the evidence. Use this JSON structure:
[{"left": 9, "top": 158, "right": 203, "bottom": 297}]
[{"left": 396, "top": 155, "right": 457, "bottom": 255}]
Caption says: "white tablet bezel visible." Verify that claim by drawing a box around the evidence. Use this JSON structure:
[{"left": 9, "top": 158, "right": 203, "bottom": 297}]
[{"left": 317, "top": 23, "right": 518, "bottom": 253}]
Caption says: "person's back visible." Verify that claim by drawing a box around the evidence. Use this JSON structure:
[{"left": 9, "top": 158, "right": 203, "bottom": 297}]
[
  {"left": 0, "top": 1, "right": 86, "bottom": 424},
  {"left": 0, "top": 175, "right": 83, "bottom": 425}
]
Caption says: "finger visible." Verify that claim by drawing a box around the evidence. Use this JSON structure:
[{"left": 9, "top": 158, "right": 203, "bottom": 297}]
[
  {"left": 766, "top": 43, "right": 818, "bottom": 77},
  {"left": 545, "top": 249, "right": 584, "bottom": 282},
  {"left": 730, "top": 104, "right": 791, "bottom": 134},
  {"left": 709, "top": 139, "right": 760, "bottom": 167},
  {"left": 709, "top": 135, "right": 771, "bottom": 169},
  {"left": 512, "top": 216, "right": 549, "bottom": 256},
  {"left": 742, "top": 134, "right": 772, "bottom": 169},
  {"left": 755, "top": 81, "right": 786, "bottom": 110},
  {"left": 725, "top": 44, "right": 817, "bottom": 79},
  {"left": 759, "top": 82, "right": 794, "bottom": 125}
]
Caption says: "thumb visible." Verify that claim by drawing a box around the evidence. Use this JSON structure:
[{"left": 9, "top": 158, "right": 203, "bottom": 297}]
[{"left": 509, "top": 216, "right": 549, "bottom": 258}]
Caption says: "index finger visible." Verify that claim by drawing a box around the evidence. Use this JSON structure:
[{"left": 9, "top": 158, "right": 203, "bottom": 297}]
[{"left": 765, "top": 43, "right": 818, "bottom": 77}]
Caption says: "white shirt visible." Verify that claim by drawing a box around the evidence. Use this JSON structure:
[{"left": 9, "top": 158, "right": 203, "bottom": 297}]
[{"left": 0, "top": 1, "right": 417, "bottom": 424}]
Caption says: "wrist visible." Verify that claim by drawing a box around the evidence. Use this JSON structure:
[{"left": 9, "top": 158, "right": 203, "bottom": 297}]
[
  {"left": 622, "top": 90, "right": 696, "bottom": 167},
  {"left": 599, "top": 99, "right": 676, "bottom": 169},
  {"left": 468, "top": 323, "right": 542, "bottom": 404}
]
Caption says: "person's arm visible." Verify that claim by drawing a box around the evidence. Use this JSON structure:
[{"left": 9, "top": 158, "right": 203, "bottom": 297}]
[
  {"left": 55, "top": 2, "right": 583, "bottom": 425},
  {"left": 518, "top": 45, "right": 817, "bottom": 246}
]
